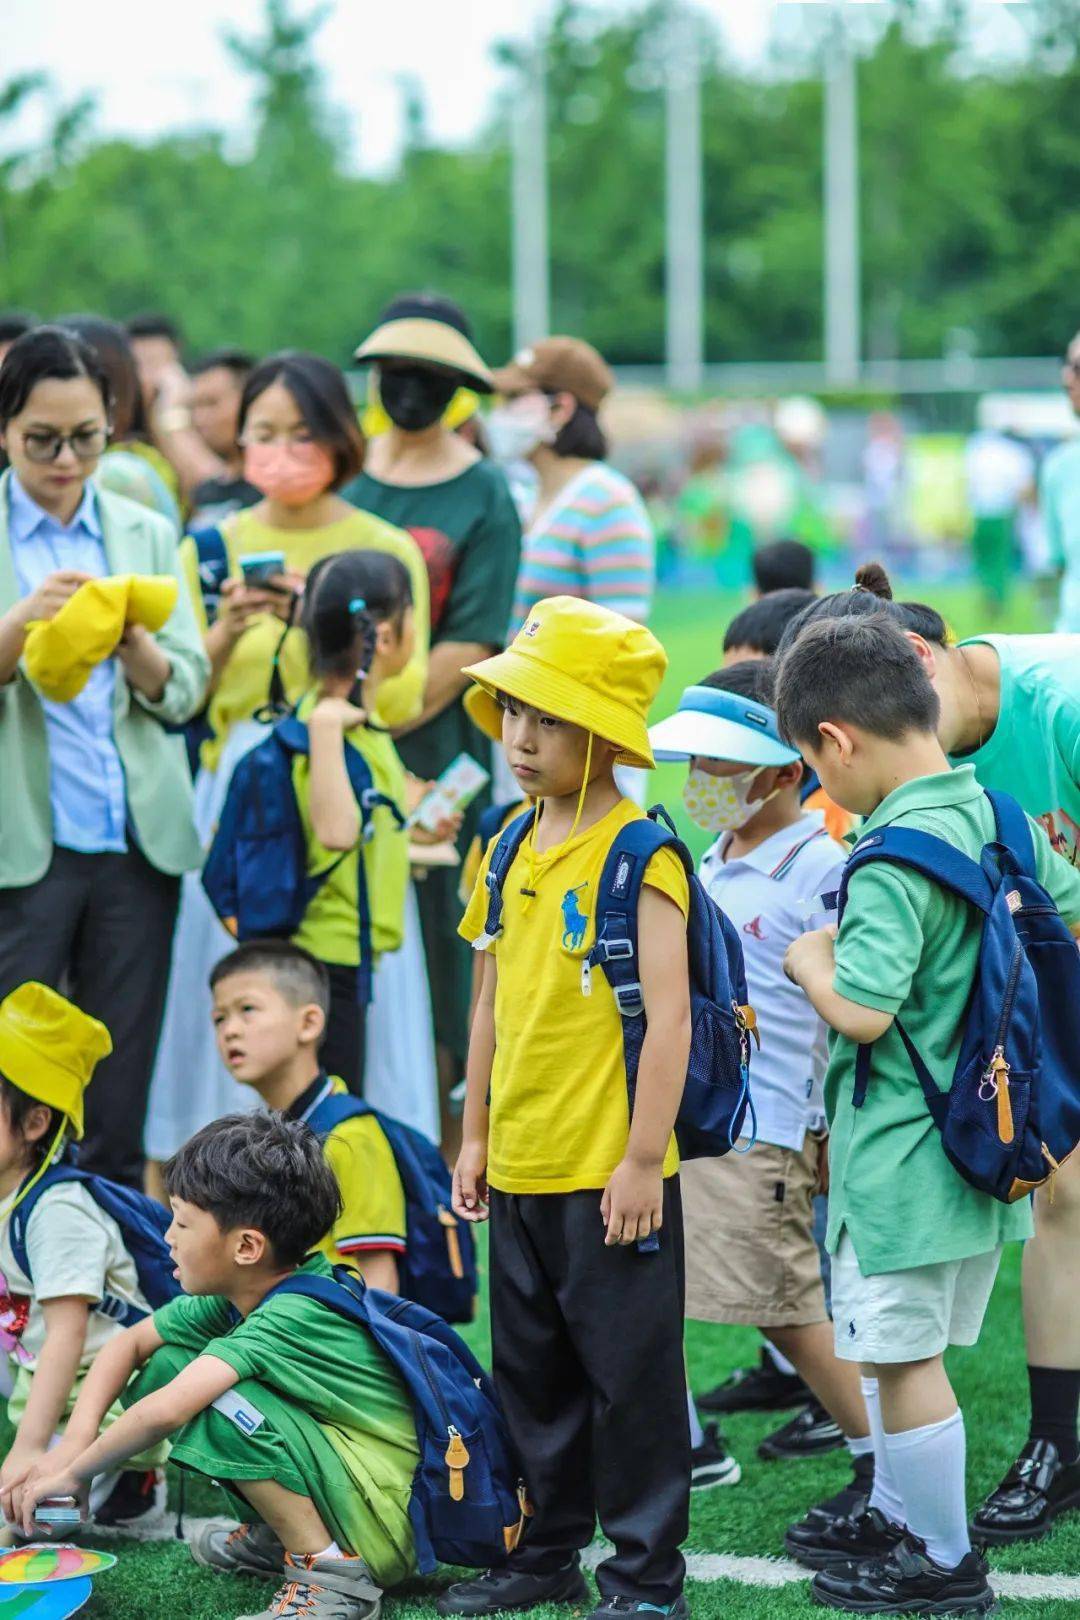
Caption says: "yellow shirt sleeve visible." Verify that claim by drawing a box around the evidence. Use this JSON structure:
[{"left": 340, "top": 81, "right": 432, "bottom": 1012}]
[
  {"left": 459, "top": 844, "right": 494, "bottom": 947},
  {"left": 320, "top": 1116, "right": 407, "bottom": 1264},
  {"left": 643, "top": 845, "right": 690, "bottom": 920}
]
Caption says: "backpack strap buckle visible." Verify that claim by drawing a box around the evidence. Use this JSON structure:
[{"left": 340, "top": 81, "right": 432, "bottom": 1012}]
[
  {"left": 613, "top": 982, "right": 645, "bottom": 1019},
  {"left": 594, "top": 937, "right": 634, "bottom": 963}
]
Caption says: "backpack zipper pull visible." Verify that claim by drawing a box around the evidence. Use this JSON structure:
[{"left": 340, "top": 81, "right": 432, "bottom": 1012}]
[
  {"left": 989, "top": 1048, "right": 1014, "bottom": 1144},
  {"left": 581, "top": 959, "right": 592, "bottom": 997},
  {"left": 437, "top": 1205, "right": 465, "bottom": 1280},
  {"left": 445, "top": 1426, "right": 470, "bottom": 1500},
  {"left": 735, "top": 1003, "right": 760, "bottom": 1049}
]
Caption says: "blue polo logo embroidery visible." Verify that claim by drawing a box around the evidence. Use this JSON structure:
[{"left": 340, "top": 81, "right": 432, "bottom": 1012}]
[{"left": 561, "top": 883, "right": 590, "bottom": 951}]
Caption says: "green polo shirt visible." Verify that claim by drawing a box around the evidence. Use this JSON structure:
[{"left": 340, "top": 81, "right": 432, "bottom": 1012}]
[{"left": 824, "top": 765, "right": 1080, "bottom": 1276}]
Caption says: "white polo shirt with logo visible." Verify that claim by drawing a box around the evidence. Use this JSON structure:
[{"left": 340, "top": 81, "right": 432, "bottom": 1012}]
[{"left": 700, "top": 811, "right": 848, "bottom": 1151}]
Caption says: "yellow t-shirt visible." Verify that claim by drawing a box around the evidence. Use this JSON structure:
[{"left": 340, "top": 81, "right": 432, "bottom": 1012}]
[
  {"left": 460, "top": 798, "right": 689, "bottom": 1194},
  {"left": 291, "top": 697, "right": 409, "bottom": 968},
  {"left": 181, "top": 507, "right": 430, "bottom": 771},
  {"left": 305, "top": 1078, "right": 408, "bottom": 1266}
]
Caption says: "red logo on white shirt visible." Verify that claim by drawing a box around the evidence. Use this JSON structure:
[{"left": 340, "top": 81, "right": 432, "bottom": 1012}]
[{"left": 743, "top": 915, "right": 767, "bottom": 940}]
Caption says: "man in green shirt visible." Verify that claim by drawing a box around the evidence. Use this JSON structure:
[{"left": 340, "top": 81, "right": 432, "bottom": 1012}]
[
  {"left": 7, "top": 1113, "right": 419, "bottom": 1620},
  {"left": 777, "top": 616, "right": 1080, "bottom": 1617}
]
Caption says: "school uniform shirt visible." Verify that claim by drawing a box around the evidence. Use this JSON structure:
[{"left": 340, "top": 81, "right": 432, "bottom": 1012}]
[
  {"left": 290, "top": 697, "right": 410, "bottom": 969},
  {"left": 0, "top": 1181, "right": 149, "bottom": 1371},
  {"left": 289, "top": 1075, "right": 407, "bottom": 1266},
  {"left": 951, "top": 634, "right": 1080, "bottom": 868},
  {"left": 460, "top": 798, "right": 689, "bottom": 1194},
  {"left": 826, "top": 766, "right": 1080, "bottom": 1276},
  {"left": 699, "top": 812, "right": 847, "bottom": 1151}
]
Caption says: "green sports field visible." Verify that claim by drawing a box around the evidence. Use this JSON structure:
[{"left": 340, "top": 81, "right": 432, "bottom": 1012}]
[{"left": 31, "top": 580, "right": 1080, "bottom": 1618}]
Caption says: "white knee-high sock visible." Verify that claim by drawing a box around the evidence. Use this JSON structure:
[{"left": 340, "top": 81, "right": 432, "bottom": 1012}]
[
  {"left": 885, "top": 1410, "right": 970, "bottom": 1570},
  {"left": 686, "top": 1382, "right": 705, "bottom": 1448},
  {"left": 861, "top": 1376, "right": 905, "bottom": 1525}
]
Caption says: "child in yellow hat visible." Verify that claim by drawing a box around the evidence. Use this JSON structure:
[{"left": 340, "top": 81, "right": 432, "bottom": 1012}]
[
  {"left": 0, "top": 983, "right": 167, "bottom": 1530},
  {"left": 441, "top": 597, "right": 694, "bottom": 1620}
]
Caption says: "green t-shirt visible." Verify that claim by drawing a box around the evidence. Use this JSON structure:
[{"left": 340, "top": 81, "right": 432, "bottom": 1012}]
[
  {"left": 825, "top": 766, "right": 1080, "bottom": 1276},
  {"left": 343, "top": 460, "right": 522, "bottom": 786},
  {"left": 951, "top": 635, "right": 1080, "bottom": 869}
]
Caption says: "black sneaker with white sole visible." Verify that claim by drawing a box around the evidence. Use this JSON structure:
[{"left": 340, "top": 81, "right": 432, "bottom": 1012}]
[
  {"left": 697, "top": 1348, "right": 808, "bottom": 1415},
  {"left": 93, "top": 1468, "right": 167, "bottom": 1529},
  {"left": 437, "top": 1561, "right": 589, "bottom": 1617},
  {"left": 758, "top": 1400, "right": 845, "bottom": 1460},
  {"left": 783, "top": 1454, "right": 875, "bottom": 1563},
  {"left": 691, "top": 1423, "right": 741, "bottom": 1490},
  {"left": 811, "top": 1540, "right": 995, "bottom": 1615},
  {"left": 787, "top": 1505, "right": 908, "bottom": 1572}
]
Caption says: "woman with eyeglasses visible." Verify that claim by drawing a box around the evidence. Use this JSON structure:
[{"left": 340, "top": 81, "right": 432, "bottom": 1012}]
[
  {"left": 144, "top": 350, "right": 430, "bottom": 1176},
  {"left": 0, "top": 325, "right": 209, "bottom": 1186}
]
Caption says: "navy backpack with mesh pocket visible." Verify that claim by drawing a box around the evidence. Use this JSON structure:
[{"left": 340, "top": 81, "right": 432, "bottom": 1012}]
[
  {"left": 479, "top": 805, "right": 758, "bottom": 1160},
  {"left": 836, "top": 788, "right": 1080, "bottom": 1202}
]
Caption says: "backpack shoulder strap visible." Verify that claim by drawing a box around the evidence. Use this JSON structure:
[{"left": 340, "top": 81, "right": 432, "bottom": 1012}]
[
  {"left": 305, "top": 1091, "right": 370, "bottom": 1137},
  {"left": 266, "top": 1267, "right": 370, "bottom": 1322},
  {"left": 838, "top": 826, "right": 997, "bottom": 918},
  {"left": 8, "top": 1165, "right": 79, "bottom": 1279},
  {"left": 587, "top": 814, "right": 690, "bottom": 1018},
  {"left": 477, "top": 800, "right": 524, "bottom": 850},
  {"left": 474, "top": 808, "right": 536, "bottom": 946},
  {"left": 986, "top": 790, "right": 1037, "bottom": 879}
]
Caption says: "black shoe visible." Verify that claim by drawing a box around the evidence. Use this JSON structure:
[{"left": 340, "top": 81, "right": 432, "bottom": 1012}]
[
  {"left": 697, "top": 1348, "right": 809, "bottom": 1415},
  {"left": 758, "top": 1400, "right": 845, "bottom": 1460},
  {"left": 691, "top": 1423, "right": 741, "bottom": 1490},
  {"left": 971, "top": 1436, "right": 1080, "bottom": 1545},
  {"left": 589, "top": 1598, "right": 689, "bottom": 1620},
  {"left": 783, "top": 1455, "right": 874, "bottom": 1562},
  {"left": 811, "top": 1542, "right": 994, "bottom": 1614},
  {"left": 787, "top": 1505, "right": 908, "bottom": 1572},
  {"left": 437, "top": 1562, "right": 590, "bottom": 1617},
  {"left": 92, "top": 1468, "right": 167, "bottom": 1529}
]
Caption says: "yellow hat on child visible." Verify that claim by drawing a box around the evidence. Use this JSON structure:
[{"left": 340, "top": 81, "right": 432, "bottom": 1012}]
[
  {"left": 0, "top": 983, "right": 112, "bottom": 1140},
  {"left": 463, "top": 596, "right": 667, "bottom": 770},
  {"left": 23, "top": 574, "right": 178, "bottom": 702}
]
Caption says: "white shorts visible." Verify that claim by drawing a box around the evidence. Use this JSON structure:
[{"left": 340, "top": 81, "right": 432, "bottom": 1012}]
[{"left": 831, "top": 1233, "right": 1003, "bottom": 1364}]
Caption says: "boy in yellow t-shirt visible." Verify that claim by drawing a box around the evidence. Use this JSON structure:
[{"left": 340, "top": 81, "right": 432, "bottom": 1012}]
[
  {"left": 209, "top": 940, "right": 406, "bottom": 1292},
  {"left": 439, "top": 598, "right": 693, "bottom": 1620}
]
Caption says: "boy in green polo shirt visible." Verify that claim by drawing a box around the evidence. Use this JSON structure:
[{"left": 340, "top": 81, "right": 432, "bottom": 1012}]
[{"left": 776, "top": 616, "right": 1080, "bottom": 1617}]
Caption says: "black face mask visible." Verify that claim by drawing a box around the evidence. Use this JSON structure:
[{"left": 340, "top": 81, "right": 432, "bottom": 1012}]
[{"left": 379, "top": 366, "right": 459, "bottom": 432}]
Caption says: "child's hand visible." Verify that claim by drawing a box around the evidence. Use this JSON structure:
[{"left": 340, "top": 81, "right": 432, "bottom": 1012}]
[
  {"left": 601, "top": 1157, "right": 663, "bottom": 1246},
  {"left": 783, "top": 924, "right": 836, "bottom": 987},
  {"left": 410, "top": 809, "right": 463, "bottom": 847},
  {"left": 0, "top": 1442, "right": 44, "bottom": 1509},
  {"left": 452, "top": 1140, "right": 490, "bottom": 1223}
]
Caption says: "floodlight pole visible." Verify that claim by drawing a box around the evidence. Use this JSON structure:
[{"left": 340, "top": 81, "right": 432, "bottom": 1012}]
[
  {"left": 511, "top": 42, "right": 551, "bottom": 352},
  {"left": 823, "top": 7, "right": 860, "bottom": 387},
  {"left": 665, "top": 2, "right": 704, "bottom": 394}
]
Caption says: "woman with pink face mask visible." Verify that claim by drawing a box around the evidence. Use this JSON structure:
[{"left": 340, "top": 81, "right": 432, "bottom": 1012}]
[{"left": 144, "top": 352, "right": 430, "bottom": 1184}]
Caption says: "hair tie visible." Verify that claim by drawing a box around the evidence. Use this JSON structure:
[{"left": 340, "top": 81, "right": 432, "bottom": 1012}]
[
  {"left": 850, "top": 583, "right": 869, "bottom": 594},
  {"left": 348, "top": 597, "right": 367, "bottom": 615}
]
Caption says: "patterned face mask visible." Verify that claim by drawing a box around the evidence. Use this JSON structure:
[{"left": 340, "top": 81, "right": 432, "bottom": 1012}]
[{"left": 681, "top": 764, "right": 778, "bottom": 834}]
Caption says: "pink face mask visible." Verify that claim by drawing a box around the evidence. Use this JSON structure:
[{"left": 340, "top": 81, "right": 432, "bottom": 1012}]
[{"left": 243, "top": 441, "right": 336, "bottom": 506}]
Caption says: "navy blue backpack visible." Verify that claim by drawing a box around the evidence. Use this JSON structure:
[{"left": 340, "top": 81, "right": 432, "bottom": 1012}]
[
  {"left": 10, "top": 1165, "right": 181, "bottom": 1326},
  {"left": 259, "top": 1267, "right": 525, "bottom": 1572},
  {"left": 480, "top": 806, "right": 758, "bottom": 1160},
  {"left": 305, "top": 1091, "right": 477, "bottom": 1324},
  {"left": 202, "top": 714, "right": 404, "bottom": 1003},
  {"left": 836, "top": 788, "right": 1080, "bottom": 1203}
]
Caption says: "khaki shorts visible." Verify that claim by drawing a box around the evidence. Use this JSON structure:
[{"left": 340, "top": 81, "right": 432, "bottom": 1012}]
[
  {"left": 682, "top": 1135, "right": 828, "bottom": 1328},
  {"left": 830, "top": 1234, "right": 1002, "bottom": 1364}
]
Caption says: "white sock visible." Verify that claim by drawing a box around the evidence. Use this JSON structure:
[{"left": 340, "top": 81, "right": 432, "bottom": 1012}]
[
  {"left": 846, "top": 1431, "right": 874, "bottom": 1459},
  {"left": 307, "top": 1541, "right": 345, "bottom": 1562},
  {"left": 686, "top": 1383, "right": 705, "bottom": 1449},
  {"left": 885, "top": 1410, "right": 970, "bottom": 1570},
  {"left": 861, "top": 1376, "right": 905, "bottom": 1526},
  {"left": 766, "top": 1340, "right": 798, "bottom": 1378}
]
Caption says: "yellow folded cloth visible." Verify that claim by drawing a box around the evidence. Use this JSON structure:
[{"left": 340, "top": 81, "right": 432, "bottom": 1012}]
[{"left": 24, "top": 573, "right": 178, "bottom": 702}]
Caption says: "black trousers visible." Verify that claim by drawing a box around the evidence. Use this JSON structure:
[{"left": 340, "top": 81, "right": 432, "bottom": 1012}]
[
  {"left": 489, "top": 1181, "right": 690, "bottom": 1604},
  {"left": 0, "top": 847, "right": 180, "bottom": 1186},
  {"left": 319, "top": 960, "right": 367, "bottom": 1097}
]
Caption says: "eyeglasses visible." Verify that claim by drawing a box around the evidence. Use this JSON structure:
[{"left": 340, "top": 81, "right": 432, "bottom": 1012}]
[{"left": 21, "top": 428, "right": 108, "bottom": 464}]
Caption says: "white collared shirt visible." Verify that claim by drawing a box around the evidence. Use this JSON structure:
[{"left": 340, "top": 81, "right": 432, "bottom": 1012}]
[{"left": 700, "top": 811, "right": 847, "bottom": 1151}]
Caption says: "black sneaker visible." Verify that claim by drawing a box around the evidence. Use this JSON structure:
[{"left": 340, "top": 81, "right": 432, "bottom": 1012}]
[
  {"left": 811, "top": 1541, "right": 994, "bottom": 1615},
  {"left": 437, "top": 1561, "right": 589, "bottom": 1617},
  {"left": 93, "top": 1468, "right": 167, "bottom": 1529},
  {"left": 691, "top": 1423, "right": 741, "bottom": 1490},
  {"left": 589, "top": 1597, "right": 689, "bottom": 1620},
  {"left": 697, "top": 1348, "right": 809, "bottom": 1415},
  {"left": 972, "top": 1437, "right": 1080, "bottom": 1545},
  {"left": 787, "top": 1505, "right": 908, "bottom": 1572},
  {"left": 783, "top": 1454, "right": 874, "bottom": 1563},
  {"left": 758, "top": 1400, "right": 845, "bottom": 1460}
]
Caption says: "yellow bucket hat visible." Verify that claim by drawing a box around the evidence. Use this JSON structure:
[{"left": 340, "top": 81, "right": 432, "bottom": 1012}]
[
  {"left": 0, "top": 983, "right": 112, "bottom": 1140},
  {"left": 463, "top": 597, "right": 667, "bottom": 770},
  {"left": 24, "top": 574, "right": 178, "bottom": 702}
]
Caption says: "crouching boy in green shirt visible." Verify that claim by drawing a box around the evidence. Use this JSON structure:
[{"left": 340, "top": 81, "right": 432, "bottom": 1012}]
[
  {"left": 5, "top": 1112, "right": 420, "bottom": 1620},
  {"left": 776, "top": 616, "right": 1080, "bottom": 1618}
]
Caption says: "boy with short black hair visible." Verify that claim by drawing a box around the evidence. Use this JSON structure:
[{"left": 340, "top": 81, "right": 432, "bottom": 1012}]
[
  {"left": 777, "top": 615, "right": 1080, "bottom": 1616},
  {"left": 722, "top": 588, "right": 816, "bottom": 662},
  {"left": 752, "top": 538, "right": 817, "bottom": 596},
  {"left": 440, "top": 596, "right": 693, "bottom": 1620},
  {"left": 8, "top": 1112, "right": 420, "bottom": 1620},
  {"left": 209, "top": 939, "right": 406, "bottom": 1293}
]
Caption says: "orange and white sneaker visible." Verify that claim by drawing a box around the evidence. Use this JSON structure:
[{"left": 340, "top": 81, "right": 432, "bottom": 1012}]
[
  {"left": 190, "top": 1518, "right": 286, "bottom": 1577},
  {"left": 239, "top": 1551, "right": 383, "bottom": 1620}
]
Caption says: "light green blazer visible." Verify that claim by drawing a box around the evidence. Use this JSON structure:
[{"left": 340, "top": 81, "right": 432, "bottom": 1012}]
[{"left": 0, "top": 471, "right": 210, "bottom": 886}]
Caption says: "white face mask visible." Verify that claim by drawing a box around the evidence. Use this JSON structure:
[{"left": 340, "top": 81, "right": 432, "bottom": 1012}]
[
  {"left": 682, "top": 764, "right": 778, "bottom": 834},
  {"left": 486, "top": 400, "right": 554, "bottom": 464}
]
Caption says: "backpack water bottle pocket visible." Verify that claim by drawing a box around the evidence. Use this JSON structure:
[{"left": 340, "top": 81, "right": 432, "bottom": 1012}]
[
  {"left": 943, "top": 1051, "right": 1033, "bottom": 1199},
  {"left": 417, "top": 1426, "right": 512, "bottom": 1561},
  {"left": 678, "top": 1001, "right": 751, "bottom": 1157}
]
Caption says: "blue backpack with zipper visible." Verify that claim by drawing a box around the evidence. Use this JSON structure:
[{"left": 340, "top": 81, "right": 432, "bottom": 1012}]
[
  {"left": 255, "top": 1266, "right": 524, "bottom": 1573},
  {"left": 305, "top": 1091, "right": 477, "bottom": 1324},
  {"left": 479, "top": 805, "right": 758, "bottom": 1160},
  {"left": 9, "top": 1165, "right": 180, "bottom": 1326},
  {"left": 202, "top": 714, "right": 405, "bottom": 1003},
  {"left": 836, "top": 788, "right": 1080, "bottom": 1202}
]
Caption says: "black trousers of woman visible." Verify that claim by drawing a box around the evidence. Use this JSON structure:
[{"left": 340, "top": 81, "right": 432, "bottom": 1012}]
[{"left": 0, "top": 847, "right": 180, "bottom": 1186}]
